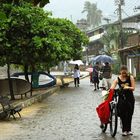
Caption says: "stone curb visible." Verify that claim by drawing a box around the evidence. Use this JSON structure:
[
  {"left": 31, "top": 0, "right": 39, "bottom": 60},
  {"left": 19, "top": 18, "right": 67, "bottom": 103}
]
[
  {"left": 13, "top": 86, "right": 60, "bottom": 109},
  {"left": 11, "top": 74, "right": 89, "bottom": 109}
]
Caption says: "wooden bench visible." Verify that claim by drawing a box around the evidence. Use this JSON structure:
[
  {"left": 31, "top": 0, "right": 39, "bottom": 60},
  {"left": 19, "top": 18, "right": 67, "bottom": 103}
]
[
  {"left": 0, "top": 78, "right": 32, "bottom": 99},
  {"left": 0, "top": 96, "right": 22, "bottom": 120}
]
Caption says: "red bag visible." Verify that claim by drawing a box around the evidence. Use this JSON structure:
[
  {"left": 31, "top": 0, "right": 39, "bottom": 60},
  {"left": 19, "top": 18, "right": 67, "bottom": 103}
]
[
  {"left": 107, "top": 89, "right": 114, "bottom": 102},
  {"left": 96, "top": 100, "right": 110, "bottom": 124},
  {"left": 96, "top": 89, "right": 114, "bottom": 124}
]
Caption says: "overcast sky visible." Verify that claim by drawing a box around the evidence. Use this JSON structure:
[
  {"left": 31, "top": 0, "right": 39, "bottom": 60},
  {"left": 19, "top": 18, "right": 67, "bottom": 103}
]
[{"left": 44, "top": 0, "right": 140, "bottom": 23}]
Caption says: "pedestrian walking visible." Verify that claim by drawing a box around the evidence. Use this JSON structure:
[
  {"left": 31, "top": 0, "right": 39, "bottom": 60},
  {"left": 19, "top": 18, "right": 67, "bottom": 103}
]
[
  {"left": 89, "top": 64, "right": 93, "bottom": 85},
  {"left": 74, "top": 64, "right": 80, "bottom": 87},
  {"left": 90, "top": 72, "right": 93, "bottom": 85},
  {"left": 110, "top": 65, "right": 135, "bottom": 136},
  {"left": 101, "top": 62, "right": 112, "bottom": 90},
  {"left": 92, "top": 62, "right": 100, "bottom": 91},
  {"left": 63, "top": 61, "right": 68, "bottom": 75}
]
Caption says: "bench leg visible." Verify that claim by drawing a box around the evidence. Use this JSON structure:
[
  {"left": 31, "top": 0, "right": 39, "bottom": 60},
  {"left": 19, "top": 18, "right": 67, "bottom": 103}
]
[
  {"left": 7, "top": 113, "right": 11, "bottom": 120},
  {"left": 17, "top": 112, "right": 21, "bottom": 118},
  {"left": 12, "top": 114, "right": 16, "bottom": 120},
  {"left": 30, "top": 90, "right": 32, "bottom": 97},
  {"left": 10, "top": 113, "right": 16, "bottom": 120}
]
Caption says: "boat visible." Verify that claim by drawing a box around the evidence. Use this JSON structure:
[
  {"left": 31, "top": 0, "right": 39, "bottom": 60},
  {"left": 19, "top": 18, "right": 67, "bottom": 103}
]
[{"left": 11, "top": 72, "right": 56, "bottom": 89}]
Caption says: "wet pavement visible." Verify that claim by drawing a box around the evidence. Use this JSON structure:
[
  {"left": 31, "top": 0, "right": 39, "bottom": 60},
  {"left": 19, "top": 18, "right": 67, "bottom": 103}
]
[{"left": 0, "top": 77, "right": 140, "bottom": 140}]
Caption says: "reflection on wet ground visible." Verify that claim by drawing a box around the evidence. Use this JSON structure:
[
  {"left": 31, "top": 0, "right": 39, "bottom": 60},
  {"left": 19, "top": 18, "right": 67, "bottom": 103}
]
[{"left": 0, "top": 77, "right": 140, "bottom": 140}]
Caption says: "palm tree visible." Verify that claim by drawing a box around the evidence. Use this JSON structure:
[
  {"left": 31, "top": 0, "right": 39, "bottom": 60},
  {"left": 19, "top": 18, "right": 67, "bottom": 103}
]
[
  {"left": 82, "top": 1, "right": 102, "bottom": 28},
  {"left": 82, "top": 1, "right": 91, "bottom": 25},
  {"left": 95, "top": 9, "right": 102, "bottom": 26},
  {"left": 101, "top": 25, "right": 128, "bottom": 56},
  {"left": 101, "top": 26, "right": 120, "bottom": 56}
]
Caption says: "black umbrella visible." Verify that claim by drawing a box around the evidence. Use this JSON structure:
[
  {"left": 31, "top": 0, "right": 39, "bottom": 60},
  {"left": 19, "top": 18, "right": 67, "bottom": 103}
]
[{"left": 93, "top": 55, "right": 113, "bottom": 63}]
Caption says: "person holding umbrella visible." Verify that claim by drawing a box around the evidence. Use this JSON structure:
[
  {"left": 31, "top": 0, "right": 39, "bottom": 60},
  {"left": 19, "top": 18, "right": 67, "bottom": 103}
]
[
  {"left": 89, "top": 64, "right": 93, "bottom": 85},
  {"left": 92, "top": 62, "right": 100, "bottom": 91},
  {"left": 74, "top": 64, "right": 80, "bottom": 87},
  {"left": 101, "top": 62, "right": 112, "bottom": 90}
]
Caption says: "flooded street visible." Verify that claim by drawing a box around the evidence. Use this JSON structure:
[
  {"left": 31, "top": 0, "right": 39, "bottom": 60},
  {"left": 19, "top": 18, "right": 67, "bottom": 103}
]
[
  {"left": 0, "top": 77, "right": 140, "bottom": 140},
  {"left": 0, "top": 0, "right": 139, "bottom": 139}
]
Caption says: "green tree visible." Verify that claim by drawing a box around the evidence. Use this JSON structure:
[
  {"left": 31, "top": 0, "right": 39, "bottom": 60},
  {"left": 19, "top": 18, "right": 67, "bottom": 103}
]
[
  {"left": 0, "top": 0, "right": 50, "bottom": 7},
  {"left": 0, "top": 2, "right": 88, "bottom": 83},
  {"left": 82, "top": 1, "right": 102, "bottom": 28},
  {"left": 31, "top": 17, "right": 88, "bottom": 71}
]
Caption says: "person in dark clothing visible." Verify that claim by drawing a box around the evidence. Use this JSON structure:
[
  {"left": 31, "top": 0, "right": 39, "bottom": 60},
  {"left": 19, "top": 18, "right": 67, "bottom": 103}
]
[
  {"left": 110, "top": 65, "right": 135, "bottom": 136},
  {"left": 89, "top": 64, "right": 93, "bottom": 85},
  {"left": 92, "top": 62, "right": 100, "bottom": 91},
  {"left": 101, "top": 62, "right": 112, "bottom": 89}
]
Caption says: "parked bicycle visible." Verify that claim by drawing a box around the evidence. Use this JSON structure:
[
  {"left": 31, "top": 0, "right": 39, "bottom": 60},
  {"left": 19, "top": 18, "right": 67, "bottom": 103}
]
[{"left": 100, "top": 88, "right": 122, "bottom": 137}]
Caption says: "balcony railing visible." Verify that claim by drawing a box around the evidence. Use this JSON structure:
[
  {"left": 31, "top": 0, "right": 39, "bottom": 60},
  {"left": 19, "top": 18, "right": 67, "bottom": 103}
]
[{"left": 126, "top": 33, "right": 140, "bottom": 47}]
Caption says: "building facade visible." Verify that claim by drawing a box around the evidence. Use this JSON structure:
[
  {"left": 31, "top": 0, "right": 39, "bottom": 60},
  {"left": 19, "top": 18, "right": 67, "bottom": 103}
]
[{"left": 118, "top": 14, "right": 140, "bottom": 77}]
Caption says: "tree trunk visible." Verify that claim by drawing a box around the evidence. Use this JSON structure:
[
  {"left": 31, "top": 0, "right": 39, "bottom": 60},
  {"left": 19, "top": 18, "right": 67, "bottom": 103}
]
[
  {"left": 47, "top": 67, "right": 50, "bottom": 74},
  {"left": 31, "top": 64, "right": 36, "bottom": 90},
  {"left": 119, "top": 51, "right": 125, "bottom": 65},
  {"left": 7, "top": 63, "right": 15, "bottom": 100},
  {"left": 24, "top": 64, "right": 29, "bottom": 82}
]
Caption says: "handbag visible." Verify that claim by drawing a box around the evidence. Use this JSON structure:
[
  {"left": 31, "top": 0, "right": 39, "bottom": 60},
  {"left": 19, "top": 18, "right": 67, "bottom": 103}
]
[{"left": 99, "top": 73, "right": 103, "bottom": 80}]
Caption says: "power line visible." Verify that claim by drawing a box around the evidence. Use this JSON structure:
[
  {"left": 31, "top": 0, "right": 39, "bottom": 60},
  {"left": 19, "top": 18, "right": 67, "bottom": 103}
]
[
  {"left": 122, "top": 9, "right": 130, "bottom": 17},
  {"left": 114, "top": 0, "right": 140, "bottom": 19},
  {"left": 124, "top": 0, "right": 140, "bottom": 14},
  {"left": 126, "top": 0, "right": 139, "bottom": 9}
]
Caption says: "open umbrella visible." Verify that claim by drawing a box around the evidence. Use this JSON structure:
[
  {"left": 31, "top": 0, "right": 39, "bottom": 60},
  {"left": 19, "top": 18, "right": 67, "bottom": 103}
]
[
  {"left": 69, "top": 60, "right": 84, "bottom": 66},
  {"left": 93, "top": 55, "right": 113, "bottom": 63}
]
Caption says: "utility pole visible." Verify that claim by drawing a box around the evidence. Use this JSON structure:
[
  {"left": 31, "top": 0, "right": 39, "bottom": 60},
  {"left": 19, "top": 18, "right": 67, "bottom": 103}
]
[{"left": 115, "top": 0, "right": 125, "bottom": 64}]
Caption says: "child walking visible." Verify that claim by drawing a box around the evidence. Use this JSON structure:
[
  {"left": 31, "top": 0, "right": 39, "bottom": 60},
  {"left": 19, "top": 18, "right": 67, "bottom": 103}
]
[{"left": 74, "top": 64, "right": 80, "bottom": 87}]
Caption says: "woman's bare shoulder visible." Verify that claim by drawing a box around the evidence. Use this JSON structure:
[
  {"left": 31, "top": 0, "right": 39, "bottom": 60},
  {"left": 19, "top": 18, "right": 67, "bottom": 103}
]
[{"left": 130, "top": 75, "right": 135, "bottom": 80}]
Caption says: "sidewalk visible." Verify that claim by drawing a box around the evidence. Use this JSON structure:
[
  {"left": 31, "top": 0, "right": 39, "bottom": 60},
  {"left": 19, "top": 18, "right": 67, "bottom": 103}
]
[{"left": 10, "top": 71, "right": 89, "bottom": 110}]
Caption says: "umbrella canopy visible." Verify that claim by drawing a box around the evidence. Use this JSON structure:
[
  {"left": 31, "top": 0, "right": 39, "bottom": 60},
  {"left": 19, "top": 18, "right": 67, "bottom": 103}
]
[
  {"left": 69, "top": 60, "right": 84, "bottom": 66},
  {"left": 93, "top": 55, "right": 113, "bottom": 63}
]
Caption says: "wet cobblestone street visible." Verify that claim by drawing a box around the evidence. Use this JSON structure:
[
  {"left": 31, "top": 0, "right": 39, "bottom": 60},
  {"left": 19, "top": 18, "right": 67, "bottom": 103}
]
[{"left": 0, "top": 77, "right": 140, "bottom": 140}]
